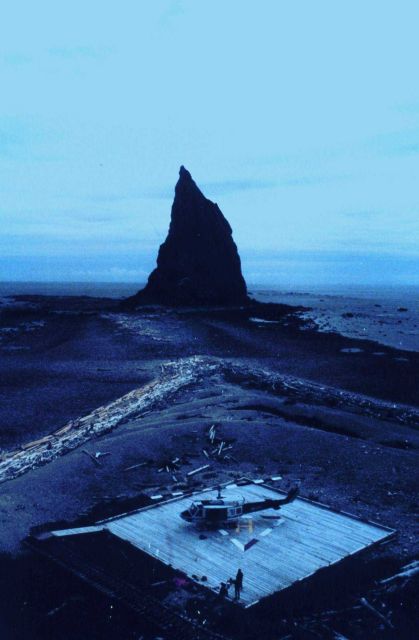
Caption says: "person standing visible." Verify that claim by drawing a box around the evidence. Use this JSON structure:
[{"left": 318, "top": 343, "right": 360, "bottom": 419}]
[
  {"left": 218, "top": 582, "right": 228, "bottom": 600},
  {"left": 234, "top": 568, "right": 243, "bottom": 600}
]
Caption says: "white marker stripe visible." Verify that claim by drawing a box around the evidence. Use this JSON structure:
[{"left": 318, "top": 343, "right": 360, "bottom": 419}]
[
  {"left": 218, "top": 529, "right": 229, "bottom": 536},
  {"left": 151, "top": 494, "right": 163, "bottom": 500},
  {"left": 172, "top": 491, "right": 184, "bottom": 497},
  {"left": 274, "top": 519, "right": 285, "bottom": 527},
  {"left": 271, "top": 476, "right": 282, "bottom": 481},
  {"left": 253, "top": 479, "right": 264, "bottom": 484},
  {"left": 260, "top": 528, "right": 273, "bottom": 537},
  {"left": 231, "top": 538, "right": 245, "bottom": 551}
]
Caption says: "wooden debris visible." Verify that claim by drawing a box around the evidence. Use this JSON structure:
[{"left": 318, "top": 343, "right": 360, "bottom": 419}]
[
  {"left": 360, "top": 597, "right": 394, "bottom": 629},
  {"left": 187, "top": 464, "right": 210, "bottom": 477},
  {"left": 95, "top": 451, "right": 110, "bottom": 459},
  {"left": 21, "top": 435, "right": 54, "bottom": 450},
  {"left": 53, "top": 424, "right": 74, "bottom": 436},
  {"left": 82, "top": 449, "right": 102, "bottom": 467},
  {"left": 0, "top": 356, "right": 220, "bottom": 484},
  {"left": 124, "top": 461, "right": 147, "bottom": 472},
  {"left": 380, "top": 560, "right": 419, "bottom": 584},
  {"left": 208, "top": 424, "right": 216, "bottom": 443}
]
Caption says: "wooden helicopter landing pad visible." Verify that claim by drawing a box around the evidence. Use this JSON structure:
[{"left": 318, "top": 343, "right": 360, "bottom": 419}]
[{"left": 68, "top": 483, "right": 394, "bottom": 608}]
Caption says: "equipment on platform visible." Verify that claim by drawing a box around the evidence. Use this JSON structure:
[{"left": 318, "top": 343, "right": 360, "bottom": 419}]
[{"left": 180, "top": 485, "right": 298, "bottom": 527}]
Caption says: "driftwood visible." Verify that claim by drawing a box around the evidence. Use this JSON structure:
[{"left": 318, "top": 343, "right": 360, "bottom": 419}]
[
  {"left": 124, "top": 461, "right": 147, "bottom": 472},
  {"left": 95, "top": 451, "right": 110, "bottom": 459},
  {"left": 208, "top": 425, "right": 216, "bottom": 444},
  {"left": 0, "top": 356, "right": 220, "bottom": 484},
  {"left": 151, "top": 580, "right": 168, "bottom": 587},
  {"left": 82, "top": 449, "right": 102, "bottom": 467},
  {"left": 21, "top": 435, "right": 55, "bottom": 450},
  {"left": 360, "top": 598, "right": 393, "bottom": 629},
  {"left": 380, "top": 560, "right": 419, "bottom": 584},
  {"left": 187, "top": 464, "right": 210, "bottom": 477}
]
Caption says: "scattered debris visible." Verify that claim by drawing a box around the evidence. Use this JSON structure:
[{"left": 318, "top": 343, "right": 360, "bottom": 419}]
[
  {"left": 123, "top": 461, "right": 148, "bottom": 472},
  {"left": 157, "top": 457, "right": 182, "bottom": 473},
  {"left": 380, "top": 559, "right": 419, "bottom": 584},
  {"left": 360, "top": 597, "right": 394, "bottom": 629},
  {"left": 3, "top": 355, "right": 418, "bottom": 484},
  {"left": 187, "top": 464, "right": 210, "bottom": 477},
  {"left": 94, "top": 451, "right": 110, "bottom": 460},
  {"left": 208, "top": 424, "right": 217, "bottom": 444},
  {"left": 82, "top": 449, "right": 102, "bottom": 467},
  {"left": 0, "top": 356, "right": 220, "bottom": 484}
]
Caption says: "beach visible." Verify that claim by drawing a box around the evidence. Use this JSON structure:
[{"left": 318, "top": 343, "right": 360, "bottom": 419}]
[{"left": 0, "top": 286, "right": 418, "bottom": 638}]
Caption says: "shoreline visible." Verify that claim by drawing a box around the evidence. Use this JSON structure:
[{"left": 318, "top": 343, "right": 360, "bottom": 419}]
[
  {"left": 1, "top": 322, "right": 417, "bottom": 638},
  {"left": 1, "top": 293, "right": 418, "bottom": 452},
  {"left": 2, "top": 355, "right": 418, "bottom": 485}
]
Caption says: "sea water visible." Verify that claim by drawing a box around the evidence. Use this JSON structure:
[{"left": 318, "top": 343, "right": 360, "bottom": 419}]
[
  {"left": 1, "top": 281, "right": 418, "bottom": 352},
  {"left": 251, "top": 284, "right": 419, "bottom": 352}
]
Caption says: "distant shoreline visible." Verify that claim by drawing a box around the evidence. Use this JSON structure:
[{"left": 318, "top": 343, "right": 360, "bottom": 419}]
[{"left": 2, "top": 281, "right": 418, "bottom": 353}]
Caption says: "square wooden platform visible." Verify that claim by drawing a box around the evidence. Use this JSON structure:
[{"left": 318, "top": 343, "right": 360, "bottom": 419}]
[{"left": 83, "top": 484, "right": 395, "bottom": 607}]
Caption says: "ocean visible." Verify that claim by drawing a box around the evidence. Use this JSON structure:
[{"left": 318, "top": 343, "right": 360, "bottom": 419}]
[{"left": 0, "top": 281, "right": 418, "bottom": 353}]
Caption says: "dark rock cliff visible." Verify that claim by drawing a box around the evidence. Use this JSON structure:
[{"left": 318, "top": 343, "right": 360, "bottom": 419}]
[{"left": 128, "top": 166, "right": 249, "bottom": 306}]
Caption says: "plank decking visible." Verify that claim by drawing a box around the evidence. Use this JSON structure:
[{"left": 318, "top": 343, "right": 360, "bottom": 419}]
[{"left": 55, "top": 484, "right": 394, "bottom": 607}]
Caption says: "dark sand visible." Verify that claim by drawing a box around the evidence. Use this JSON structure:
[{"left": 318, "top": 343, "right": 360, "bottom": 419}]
[
  {"left": 0, "top": 295, "right": 418, "bottom": 639},
  {"left": 1, "top": 295, "right": 417, "bottom": 451}
]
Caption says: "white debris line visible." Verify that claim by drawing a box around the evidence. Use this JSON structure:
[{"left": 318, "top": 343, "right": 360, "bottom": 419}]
[
  {"left": 230, "top": 538, "right": 245, "bottom": 551},
  {"left": 52, "top": 525, "right": 105, "bottom": 537},
  {"left": 0, "top": 356, "right": 221, "bottom": 484},
  {"left": 223, "top": 362, "right": 419, "bottom": 428}
]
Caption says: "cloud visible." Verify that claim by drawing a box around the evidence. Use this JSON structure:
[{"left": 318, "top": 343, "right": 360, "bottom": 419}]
[
  {"left": 369, "top": 129, "right": 419, "bottom": 156},
  {"left": 202, "top": 179, "right": 276, "bottom": 196},
  {"left": 280, "top": 175, "right": 344, "bottom": 187},
  {"left": 393, "top": 144, "right": 419, "bottom": 155},
  {"left": 342, "top": 210, "right": 382, "bottom": 219},
  {"left": 47, "top": 45, "right": 110, "bottom": 60},
  {"left": 1, "top": 52, "right": 31, "bottom": 65},
  {"left": 85, "top": 192, "right": 149, "bottom": 204},
  {"left": 85, "top": 178, "right": 276, "bottom": 203}
]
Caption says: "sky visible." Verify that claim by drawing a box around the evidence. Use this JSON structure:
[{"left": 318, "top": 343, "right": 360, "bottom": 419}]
[{"left": 0, "top": 1, "right": 418, "bottom": 288}]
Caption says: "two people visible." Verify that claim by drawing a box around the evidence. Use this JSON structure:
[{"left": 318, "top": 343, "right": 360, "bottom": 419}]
[{"left": 218, "top": 569, "right": 244, "bottom": 601}]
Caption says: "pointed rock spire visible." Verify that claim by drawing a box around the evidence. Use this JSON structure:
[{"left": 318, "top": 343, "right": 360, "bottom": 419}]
[{"left": 129, "top": 166, "right": 248, "bottom": 306}]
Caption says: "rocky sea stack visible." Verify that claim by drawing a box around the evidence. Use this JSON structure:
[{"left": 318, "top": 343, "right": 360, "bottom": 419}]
[{"left": 128, "top": 166, "right": 249, "bottom": 306}]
